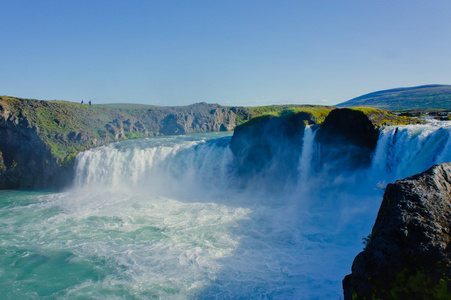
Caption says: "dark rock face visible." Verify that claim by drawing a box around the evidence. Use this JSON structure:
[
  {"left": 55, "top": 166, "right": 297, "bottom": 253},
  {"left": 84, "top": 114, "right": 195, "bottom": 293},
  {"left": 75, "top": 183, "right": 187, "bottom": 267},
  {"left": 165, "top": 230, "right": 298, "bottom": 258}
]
[
  {"left": 230, "top": 112, "right": 314, "bottom": 186},
  {"left": 0, "top": 99, "right": 239, "bottom": 190},
  {"left": 343, "top": 163, "right": 451, "bottom": 299},
  {"left": 0, "top": 104, "right": 73, "bottom": 189},
  {"left": 158, "top": 105, "right": 237, "bottom": 135},
  {"left": 315, "top": 108, "right": 379, "bottom": 173}
]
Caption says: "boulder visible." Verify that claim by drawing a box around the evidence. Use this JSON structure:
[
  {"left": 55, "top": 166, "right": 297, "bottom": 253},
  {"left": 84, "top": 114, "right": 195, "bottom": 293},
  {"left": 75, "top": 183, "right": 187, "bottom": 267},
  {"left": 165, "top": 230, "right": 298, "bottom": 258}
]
[{"left": 343, "top": 163, "right": 451, "bottom": 299}]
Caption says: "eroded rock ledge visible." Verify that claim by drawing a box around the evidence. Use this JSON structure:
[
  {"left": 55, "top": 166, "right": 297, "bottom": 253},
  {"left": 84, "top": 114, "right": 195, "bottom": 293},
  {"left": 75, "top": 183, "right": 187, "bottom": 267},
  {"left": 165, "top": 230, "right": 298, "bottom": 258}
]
[{"left": 343, "top": 163, "right": 451, "bottom": 299}]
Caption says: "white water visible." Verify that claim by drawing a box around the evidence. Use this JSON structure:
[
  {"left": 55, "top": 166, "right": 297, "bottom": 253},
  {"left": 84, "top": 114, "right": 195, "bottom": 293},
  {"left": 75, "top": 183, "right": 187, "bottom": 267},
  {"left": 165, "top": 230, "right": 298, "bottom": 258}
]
[
  {"left": 1, "top": 124, "right": 451, "bottom": 299},
  {"left": 371, "top": 122, "right": 451, "bottom": 183}
]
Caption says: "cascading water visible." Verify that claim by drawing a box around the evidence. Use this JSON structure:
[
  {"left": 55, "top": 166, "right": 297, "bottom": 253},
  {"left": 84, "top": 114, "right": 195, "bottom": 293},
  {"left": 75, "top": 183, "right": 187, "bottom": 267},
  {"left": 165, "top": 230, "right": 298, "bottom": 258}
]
[
  {"left": 1, "top": 123, "right": 451, "bottom": 299},
  {"left": 371, "top": 122, "right": 451, "bottom": 183},
  {"left": 298, "top": 125, "right": 315, "bottom": 183}
]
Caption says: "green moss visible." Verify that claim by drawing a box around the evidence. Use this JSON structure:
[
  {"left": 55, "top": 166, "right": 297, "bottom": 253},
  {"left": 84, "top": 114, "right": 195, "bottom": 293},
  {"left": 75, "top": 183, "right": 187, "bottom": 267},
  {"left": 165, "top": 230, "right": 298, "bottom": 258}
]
[
  {"left": 59, "top": 152, "right": 79, "bottom": 167},
  {"left": 388, "top": 268, "right": 450, "bottom": 299},
  {"left": 124, "top": 132, "right": 145, "bottom": 140}
]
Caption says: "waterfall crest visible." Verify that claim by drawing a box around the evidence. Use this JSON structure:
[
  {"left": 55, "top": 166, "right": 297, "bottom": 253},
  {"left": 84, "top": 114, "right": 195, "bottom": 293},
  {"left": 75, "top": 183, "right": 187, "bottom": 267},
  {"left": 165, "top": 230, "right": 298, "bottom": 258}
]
[
  {"left": 371, "top": 123, "right": 451, "bottom": 183},
  {"left": 74, "top": 123, "right": 451, "bottom": 195},
  {"left": 74, "top": 134, "right": 236, "bottom": 193}
]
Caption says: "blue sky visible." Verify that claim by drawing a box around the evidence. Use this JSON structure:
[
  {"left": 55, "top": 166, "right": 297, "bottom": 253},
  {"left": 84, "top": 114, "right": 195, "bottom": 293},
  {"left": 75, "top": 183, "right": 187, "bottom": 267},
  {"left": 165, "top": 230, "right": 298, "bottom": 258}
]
[{"left": 1, "top": 0, "right": 450, "bottom": 106}]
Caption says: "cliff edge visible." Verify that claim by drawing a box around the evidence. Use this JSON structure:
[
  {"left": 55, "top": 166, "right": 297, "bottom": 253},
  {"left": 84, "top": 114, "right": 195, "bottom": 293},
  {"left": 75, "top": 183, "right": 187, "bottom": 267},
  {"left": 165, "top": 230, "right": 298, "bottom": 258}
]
[
  {"left": 0, "top": 97, "right": 238, "bottom": 189},
  {"left": 343, "top": 163, "right": 451, "bottom": 299},
  {"left": 315, "top": 108, "right": 380, "bottom": 173},
  {"left": 0, "top": 96, "right": 419, "bottom": 190},
  {"left": 230, "top": 107, "right": 396, "bottom": 186}
]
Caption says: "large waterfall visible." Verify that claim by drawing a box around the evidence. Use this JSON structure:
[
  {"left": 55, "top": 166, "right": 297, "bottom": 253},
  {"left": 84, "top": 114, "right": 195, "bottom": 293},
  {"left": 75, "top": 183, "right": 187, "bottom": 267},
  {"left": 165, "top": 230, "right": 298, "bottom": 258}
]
[{"left": 1, "top": 123, "right": 451, "bottom": 299}]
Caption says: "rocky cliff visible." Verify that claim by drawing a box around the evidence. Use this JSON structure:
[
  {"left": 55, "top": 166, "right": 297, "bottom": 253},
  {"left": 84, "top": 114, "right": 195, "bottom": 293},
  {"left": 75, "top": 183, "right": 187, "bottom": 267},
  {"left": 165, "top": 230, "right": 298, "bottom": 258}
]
[
  {"left": 315, "top": 108, "right": 380, "bottom": 173},
  {"left": 229, "top": 108, "right": 391, "bottom": 187},
  {"left": 343, "top": 163, "right": 451, "bottom": 299},
  {"left": 230, "top": 111, "right": 319, "bottom": 187},
  {"left": 0, "top": 104, "right": 72, "bottom": 188},
  {"left": 0, "top": 96, "right": 418, "bottom": 190},
  {"left": 0, "top": 97, "right": 240, "bottom": 189}
]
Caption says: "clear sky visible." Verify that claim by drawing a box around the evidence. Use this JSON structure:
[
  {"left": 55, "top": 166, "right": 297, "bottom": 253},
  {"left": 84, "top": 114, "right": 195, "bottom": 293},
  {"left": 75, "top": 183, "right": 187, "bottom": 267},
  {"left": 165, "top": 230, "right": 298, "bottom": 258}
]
[{"left": 1, "top": 0, "right": 451, "bottom": 106}]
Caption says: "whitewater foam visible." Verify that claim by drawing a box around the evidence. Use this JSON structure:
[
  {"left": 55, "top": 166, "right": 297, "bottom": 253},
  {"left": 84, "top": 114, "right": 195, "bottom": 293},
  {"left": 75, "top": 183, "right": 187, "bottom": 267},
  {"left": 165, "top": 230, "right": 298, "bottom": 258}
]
[{"left": 2, "top": 124, "right": 451, "bottom": 299}]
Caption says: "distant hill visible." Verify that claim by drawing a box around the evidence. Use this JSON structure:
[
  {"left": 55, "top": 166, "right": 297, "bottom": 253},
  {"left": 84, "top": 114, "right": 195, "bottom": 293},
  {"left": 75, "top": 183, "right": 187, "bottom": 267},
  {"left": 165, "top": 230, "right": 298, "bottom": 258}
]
[{"left": 336, "top": 85, "right": 451, "bottom": 110}]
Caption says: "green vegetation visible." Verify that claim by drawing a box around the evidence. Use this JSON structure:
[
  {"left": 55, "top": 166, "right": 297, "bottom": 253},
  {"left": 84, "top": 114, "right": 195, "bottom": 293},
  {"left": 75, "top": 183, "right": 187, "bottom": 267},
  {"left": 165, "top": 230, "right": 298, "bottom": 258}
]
[
  {"left": 232, "top": 105, "right": 334, "bottom": 125},
  {"left": 1, "top": 96, "right": 157, "bottom": 163},
  {"left": 2, "top": 97, "right": 336, "bottom": 164},
  {"left": 337, "top": 84, "right": 451, "bottom": 111},
  {"left": 0, "top": 95, "right": 422, "bottom": 168},
  {"left": 238, "top": 105, "right": 334, "bottom": 126},
  {"left": 238, "top": 106, "right": 420, "bottom": 130},
  {"left": 349, "top": 107, "right": 422, "bottom": 127},
  {"left": 354, "top": 268, "right": 451, "bottom": 300}
]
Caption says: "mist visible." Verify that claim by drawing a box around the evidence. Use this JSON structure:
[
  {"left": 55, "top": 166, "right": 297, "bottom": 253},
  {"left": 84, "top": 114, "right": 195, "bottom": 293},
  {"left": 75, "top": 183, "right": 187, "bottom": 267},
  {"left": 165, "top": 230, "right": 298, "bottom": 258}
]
[{"left": 2, "top": 123, "right": 451, "bottom": 299}]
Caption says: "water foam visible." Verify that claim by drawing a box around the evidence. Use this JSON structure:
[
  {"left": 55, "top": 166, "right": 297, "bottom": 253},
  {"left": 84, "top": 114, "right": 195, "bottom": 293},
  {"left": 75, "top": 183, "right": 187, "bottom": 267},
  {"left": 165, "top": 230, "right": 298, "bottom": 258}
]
[
  {"left": 3, "top": 123, "right": 451, "bottom": 299},
  {"left": 371, "top": 123, "right": 451, "bottom": 183}
]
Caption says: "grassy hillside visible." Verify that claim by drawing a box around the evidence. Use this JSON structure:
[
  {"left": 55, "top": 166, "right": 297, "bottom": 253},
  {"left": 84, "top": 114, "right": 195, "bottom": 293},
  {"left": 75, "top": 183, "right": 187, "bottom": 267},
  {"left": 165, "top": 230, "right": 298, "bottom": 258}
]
[
  {"left": 0, "top": 96, "right": 420, "bottom": 164},
  {"left": 349, "top": 107, "right": 422, "bottom": 127},
  {"left": 0, "top": 95, "right": 422, "bottom": 189},
  {"left": 0, "top": 96, "right": 329, "bottom": 162},
  {"left": 336, "top": 85, "right": 451, "bottom": 110},
  {"left": 1, "top": 96, "right": 156, "bottom": 162}
]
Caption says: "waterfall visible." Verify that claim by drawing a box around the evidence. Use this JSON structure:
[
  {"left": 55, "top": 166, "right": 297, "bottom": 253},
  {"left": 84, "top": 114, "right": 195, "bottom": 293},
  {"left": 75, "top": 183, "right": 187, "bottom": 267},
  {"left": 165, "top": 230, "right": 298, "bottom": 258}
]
[
  {"left": 74, "top": 123, "right": 451, "bottom": 196},
  {"left": 370, "top": 123, "right": 451, "bottom": 183},
  {"left": 74, "top": 134, "right": 236, "bottom": 193},
  {"left": 298, "top": 125, "right": 316, "bottom": 182},
  {"left": 6, "top": 123, "right": 451, "bottom": 299}
]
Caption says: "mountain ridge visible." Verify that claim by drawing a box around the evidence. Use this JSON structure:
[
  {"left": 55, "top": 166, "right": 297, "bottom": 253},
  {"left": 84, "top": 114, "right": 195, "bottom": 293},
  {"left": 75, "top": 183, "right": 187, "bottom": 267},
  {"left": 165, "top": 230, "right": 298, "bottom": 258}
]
[{"left": 337, "top": 84, "right": 451, "bottom": 110}]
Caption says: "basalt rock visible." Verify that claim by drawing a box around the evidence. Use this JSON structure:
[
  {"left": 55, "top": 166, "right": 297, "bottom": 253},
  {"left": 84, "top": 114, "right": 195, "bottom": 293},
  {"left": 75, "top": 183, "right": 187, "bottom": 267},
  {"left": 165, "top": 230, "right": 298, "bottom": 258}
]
[
  {"left": 315, "top": 108, "right": 379, "bottom": 173},
  {"left": 343, "top": 163, "right": 451, "bottom": 299},
  {"left": 230, "top": 112, "right": 315, "bottom": 185}
]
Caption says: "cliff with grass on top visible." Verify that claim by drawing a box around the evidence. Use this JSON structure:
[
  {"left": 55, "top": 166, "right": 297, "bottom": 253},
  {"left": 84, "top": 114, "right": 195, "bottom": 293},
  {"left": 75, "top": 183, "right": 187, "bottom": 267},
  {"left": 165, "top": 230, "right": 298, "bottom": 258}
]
[
  {"left": 0, "top": 96, "right": 243, "bottom": 189},
  {"left": 0, "top": 96, "right": 337, "bottom": 189},
  {"left": 230, "top": 107, "right": 419, "bottom": 187}
]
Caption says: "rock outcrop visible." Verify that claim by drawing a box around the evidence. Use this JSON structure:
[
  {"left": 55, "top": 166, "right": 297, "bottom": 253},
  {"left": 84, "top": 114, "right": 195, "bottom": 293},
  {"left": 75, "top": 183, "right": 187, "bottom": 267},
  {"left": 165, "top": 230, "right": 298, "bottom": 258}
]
[
  {"left": 230, "top": 112, "right": 316, "bottom": 186},
  {"left": 315, "top": 108, "right": 379, "bottom": 173},
  {"left": 0, "top": 102, "right": 73, "bottom": 188},
  {"left": 229, "top": 108, "right": 383, "bottom": 186},
  {"left": 343, "top": 163, "right": 451, "bottom": 299},
  {"left": 0, "top": 96, "right": 415, "bottom": 190},
  {"left": 0, "top": 98, "right": 239, "bottom": 189}
]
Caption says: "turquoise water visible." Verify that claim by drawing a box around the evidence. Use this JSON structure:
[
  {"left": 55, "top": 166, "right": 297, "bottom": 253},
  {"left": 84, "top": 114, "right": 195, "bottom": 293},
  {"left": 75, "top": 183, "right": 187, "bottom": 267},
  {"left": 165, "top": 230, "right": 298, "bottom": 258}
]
[{"left": 1, "top": 125, "right": 451, "bottom": 299}]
